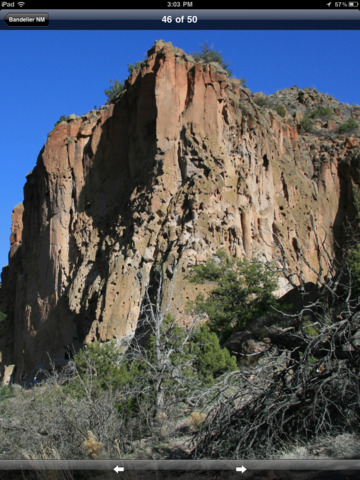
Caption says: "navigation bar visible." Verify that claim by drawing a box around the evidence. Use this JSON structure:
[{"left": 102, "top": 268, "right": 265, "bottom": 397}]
[{"left": 1, "top": 9, "right": 359, "bottom": 29}]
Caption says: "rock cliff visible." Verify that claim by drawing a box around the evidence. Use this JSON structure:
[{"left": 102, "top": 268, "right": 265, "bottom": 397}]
[{"left": 1, "top": 40, "right": 360, "bottom": 383}]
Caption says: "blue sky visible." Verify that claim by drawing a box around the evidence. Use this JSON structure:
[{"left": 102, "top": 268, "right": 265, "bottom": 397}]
[{"left": 0, "top": 29, "right": 360, "bottom": 271}]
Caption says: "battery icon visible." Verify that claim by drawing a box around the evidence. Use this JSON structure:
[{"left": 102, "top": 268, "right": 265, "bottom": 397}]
[{"left": 348, "top": 1, "right": 358, "bottom": 5}]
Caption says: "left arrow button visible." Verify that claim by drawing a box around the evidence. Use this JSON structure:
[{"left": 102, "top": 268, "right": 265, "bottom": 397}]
[{"left": 114, "top": 466, "right": 124, "bottom": 473}]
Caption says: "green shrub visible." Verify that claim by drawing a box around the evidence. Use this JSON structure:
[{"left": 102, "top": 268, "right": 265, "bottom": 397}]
[
  {"left": 104, "top": 79, "right": 124, "bottom": 102},
  {"left": 308, "top": 106, "right": 333, "bottom": 119},
  {"left": 254, "top": 96, "right": 274, "bottom": 108},
  {"left": 337, "top": 118, "right": 359, "bottom": 135},
  {"left": 275, "top": 105, "right": 286, "bottom": 118},
  {"left": 188, "top": 250, "right": 279, "bottom": 342},
  {"left": 127, "top": 61, "right": 142, "bottom": 74},
  {"left": 66, "top": 340, "right": 144, "bottom": 401},
  {"left": 303, "top": 319, "right": 320, "bottom": 337},
  {"left": 54, "top": 114, "right": 67, "bottom": 126},
  {"left": 300, "top": 116, "right": 314, "bottom": 133},
  {"left": 0, "top": 384, "right": 14, "bottom": 402},
  {"left": 66, "top": 314, "right": 237, "bottom": 416},
  {"left": 190, "top": 325, "right": 237, "bottom": 384},
  {"left": 191, "top": 41, "right": 233, "bottom": 77},
  {"left": 254, "top": 96, "right": 267, "bottom": 107},
  {"left": 146, "top": 314, "right": 237, "bottom": 388}
]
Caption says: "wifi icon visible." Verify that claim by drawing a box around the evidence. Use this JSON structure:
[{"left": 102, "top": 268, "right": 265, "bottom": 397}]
[{"left": 17, "top": 1, "right": 25, "bottom": 6}]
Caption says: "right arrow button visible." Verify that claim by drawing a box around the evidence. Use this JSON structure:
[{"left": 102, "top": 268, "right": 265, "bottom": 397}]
[{"left": 236, "top": 466, "right": 247, "bottom": 473}]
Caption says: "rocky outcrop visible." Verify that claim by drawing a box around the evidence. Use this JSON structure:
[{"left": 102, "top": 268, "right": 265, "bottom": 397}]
[{"left": 1, "top": 40, "right": 360, "bottom": 382}]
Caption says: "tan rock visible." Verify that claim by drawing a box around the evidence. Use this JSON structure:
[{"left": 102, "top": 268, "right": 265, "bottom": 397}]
[
  {"left": 2, "top": 364, "right": 15, "bottom": 385},
  {"left": 9, "top": 203, "right": 23, "bottom": 259},
  {"left": 1, "top": 41, "right": 359, "bottom": 382}
]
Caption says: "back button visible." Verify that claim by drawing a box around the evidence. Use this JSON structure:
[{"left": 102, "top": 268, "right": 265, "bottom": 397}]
[{"left": 4, "top": 12, "right": 48, "bottom": 26}]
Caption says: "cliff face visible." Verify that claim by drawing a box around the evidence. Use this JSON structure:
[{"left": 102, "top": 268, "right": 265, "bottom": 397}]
[{"left": 1, "top": 41, "right": 360, "bottom": 382}]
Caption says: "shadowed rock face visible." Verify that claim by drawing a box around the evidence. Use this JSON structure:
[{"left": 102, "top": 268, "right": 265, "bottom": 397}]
[{"left": 1, "top": 40, "right": 360, "bottom": 382}]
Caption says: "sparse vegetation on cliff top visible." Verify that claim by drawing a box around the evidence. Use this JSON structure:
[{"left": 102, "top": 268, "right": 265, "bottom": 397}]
[
  {"left": 191, "top": 40, "right": 233, "bottom": 76},
  {"left": 104, "top": 78, "right": 124, "bottom": 103}
]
